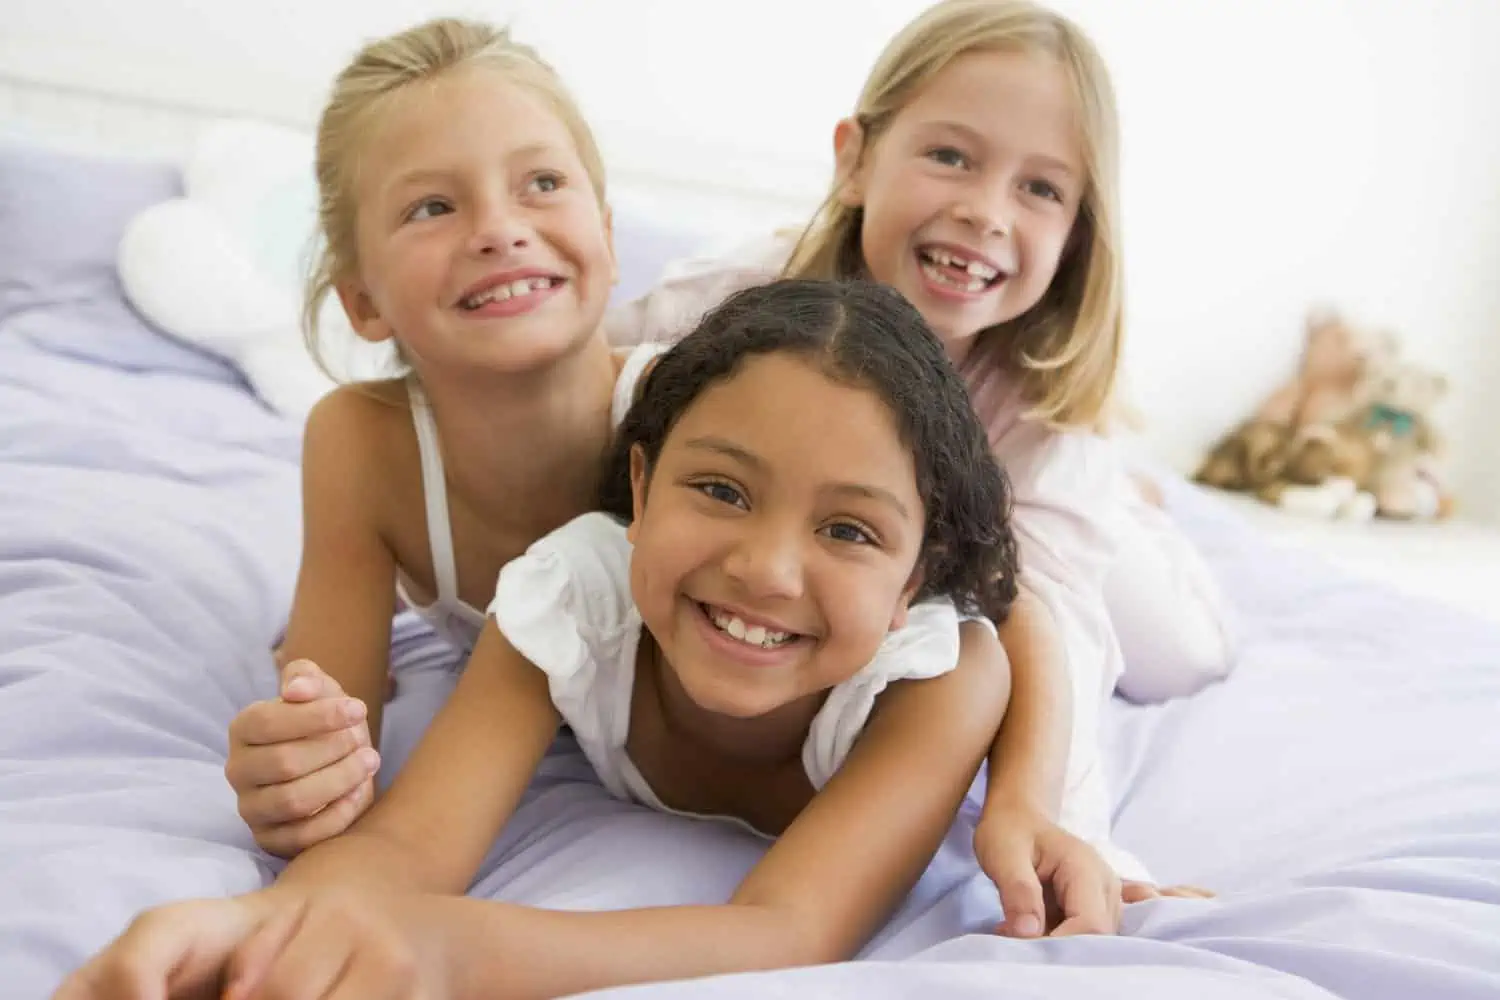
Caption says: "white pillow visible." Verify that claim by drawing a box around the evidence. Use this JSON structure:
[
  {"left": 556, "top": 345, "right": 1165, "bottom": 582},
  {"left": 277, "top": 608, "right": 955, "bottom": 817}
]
[{"left": 118, "top": 118, "right": 386, "bottom": 420}]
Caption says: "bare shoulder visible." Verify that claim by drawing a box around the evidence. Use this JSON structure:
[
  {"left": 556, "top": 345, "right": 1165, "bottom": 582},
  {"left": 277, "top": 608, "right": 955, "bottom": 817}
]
[
  {"left": 302, "top": 381, "right": 420, "bottom": 519},
  {"left": 875, "top": 618, "right": 1010, "bottom": 730},
  {"left": 306, "top": 379, "right": 411, "bottom": 455}
]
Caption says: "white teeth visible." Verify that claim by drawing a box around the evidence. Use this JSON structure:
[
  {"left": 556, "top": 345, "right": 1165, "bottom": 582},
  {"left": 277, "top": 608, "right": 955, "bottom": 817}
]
[
  {"left": 461, "top": 277, "right": 556, "bottom": 309},
  {"left": 707, "top": 606, "right": 793, "bottom": 649},
  {"left": 921, "top": 260, "right": 990, "bottom": 293},
  {"left": 919, "top": 248, "right": 998, "bottom": 285}
]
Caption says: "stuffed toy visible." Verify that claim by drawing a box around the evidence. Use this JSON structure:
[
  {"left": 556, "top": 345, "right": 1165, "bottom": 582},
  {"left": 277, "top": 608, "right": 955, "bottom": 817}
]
[
  {"left": 1194, "top": 308, "right": 1392, "bottom": 496},
  {"left": 1362, "top": 362, "right": 1455, "bottom": 519},
  {"left": 1264, "top": 355, "right": 1454, "bottom": 521}
]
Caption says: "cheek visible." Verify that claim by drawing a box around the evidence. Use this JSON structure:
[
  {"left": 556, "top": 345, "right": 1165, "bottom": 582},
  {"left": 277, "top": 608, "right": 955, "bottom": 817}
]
[
  {"left": 1022, "top": 218, "right": 1073, "bottom": 279},
  {"left": 628, "top": 524, "right": 694, "bottom": 618},
  {"left": 560, "top": 203, "right": 611, "bottom": 258},
  {"left": 821, "top": 569, "right": 911, "bottom": 654},
  {"left": 383, "top": 236, "right": 447, "bottom": 289}
]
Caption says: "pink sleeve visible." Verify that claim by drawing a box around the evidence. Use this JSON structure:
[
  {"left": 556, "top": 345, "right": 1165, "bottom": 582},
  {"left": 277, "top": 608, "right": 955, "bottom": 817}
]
[
  {"left": 991, "top": 418, "right": 1134, "bottom": 861},
  {"left": 1001, "top": 420, "right": 1235, "bottom": 706},
  {"left": 602, "top": 235, "right": 789, "bottom": 348},
  {"left": 995, "top": 420, "right": 1130, "bottom": 700}
]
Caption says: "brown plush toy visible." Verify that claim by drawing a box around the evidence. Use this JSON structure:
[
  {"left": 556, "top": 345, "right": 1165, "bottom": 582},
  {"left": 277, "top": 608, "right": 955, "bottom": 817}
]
[
  {"left": 1267, "top": 355, "right": 1455, "bottom": 521},
  {"left": 1195, "top": 309, "right": 1388, "bottom": 494}
]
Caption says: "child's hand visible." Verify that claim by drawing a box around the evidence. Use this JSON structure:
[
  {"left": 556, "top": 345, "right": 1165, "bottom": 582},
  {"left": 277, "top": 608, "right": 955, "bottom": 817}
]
[
  {"left": 215, "top": 891, "right": 452, "bottom": 1000},
  {"left": 974, "top": 803, "right": 1122, "bottom": 937},
  {"left": 1122, "top": 880, "right": 1216, "bottom": 902},
  {"left": 50, "top": 893, "right": 274, "bottom": 1000},
  {"left": 226, "top": 659, "right": 379, "bottom": 858}
]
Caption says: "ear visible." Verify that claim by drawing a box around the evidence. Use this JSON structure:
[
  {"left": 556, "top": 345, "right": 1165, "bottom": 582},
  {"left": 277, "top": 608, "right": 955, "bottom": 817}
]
[
  {"left": 832, "top": 117, "right": 868, "bottom": 208},
  {"left": 626, "top": 443, "right": 649, "bottom": 544},
  {"left": 888, "top": 564, "right": 926, "bottom": 632},
  {"left": 601, "top": 202, "right": 619, "bottom": 288},
  {"left": 335, "top": 279, "right": 395, "bottom": 344}
]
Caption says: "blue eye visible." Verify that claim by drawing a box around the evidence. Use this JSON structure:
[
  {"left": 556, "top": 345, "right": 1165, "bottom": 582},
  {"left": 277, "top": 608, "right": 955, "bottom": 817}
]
[
  {"left": 926, "top": 147, "right": 970, "bottom": 169},
  {"left": 530, "top": 172, "right": 563, "bottom": 194},
  {"left": 406, "top": 198, "right": 452, "bottom": 222},
  {"left": 696, "top": 481, "right": 747, "bottom": 508},
  {"left": 823, "top": 522, "right": 874, "bottom": 545}
]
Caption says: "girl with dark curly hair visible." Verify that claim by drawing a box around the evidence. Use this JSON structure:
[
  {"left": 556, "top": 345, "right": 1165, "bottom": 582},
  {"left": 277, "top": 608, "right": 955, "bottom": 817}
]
[{"left": 58, "top": 277, "right": 1028, "bottom": 999}]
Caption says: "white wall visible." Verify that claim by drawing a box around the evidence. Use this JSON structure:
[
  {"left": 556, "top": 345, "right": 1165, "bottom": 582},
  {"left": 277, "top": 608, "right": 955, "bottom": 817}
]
[{"left": 8, "top": 0, "right": 1500, "bottom": 520}]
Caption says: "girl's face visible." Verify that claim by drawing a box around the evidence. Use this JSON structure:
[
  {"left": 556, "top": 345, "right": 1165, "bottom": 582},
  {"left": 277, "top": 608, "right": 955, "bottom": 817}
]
[
  {"left": 836, "top": 50, "right": 1084, "bottom": 359},
  {"left": 627, "top": 353, "right": 925, "bottom": 721},
  {"left": 337, "top": 67, "right": 616, "bottom": 378}
]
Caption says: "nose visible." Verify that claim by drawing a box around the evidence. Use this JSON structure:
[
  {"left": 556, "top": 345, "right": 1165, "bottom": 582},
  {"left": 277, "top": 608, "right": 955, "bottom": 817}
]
[
  {"left": 723, "top": 518, "right": 805, "bottom": 602},
  {"left": 465, "top": 195, "right": 532, "bottom": 256},
  {"left": 951, "top": 175, "right": 1013, "bottom": 237}
]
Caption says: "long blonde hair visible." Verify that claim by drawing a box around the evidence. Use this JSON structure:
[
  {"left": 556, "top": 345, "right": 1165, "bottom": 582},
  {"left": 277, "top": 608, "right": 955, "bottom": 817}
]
[
  {"left": 784, "top": 0, "right": 1123, "bottom": 431},
  {"left": 302, "top": 18, "right": 608, "bottom": 379}
]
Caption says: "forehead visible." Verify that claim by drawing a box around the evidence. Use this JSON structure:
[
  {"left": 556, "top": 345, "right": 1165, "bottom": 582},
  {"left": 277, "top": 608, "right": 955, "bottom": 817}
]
[
  {"left": 667, "top": 353, "right": 920, "bottom": 498},
  {"left": 360, "top": 67, "right": 579, "bottom": 189},
  {"left": 896, "top": 49, "right": 1081, "bottom": 162}
]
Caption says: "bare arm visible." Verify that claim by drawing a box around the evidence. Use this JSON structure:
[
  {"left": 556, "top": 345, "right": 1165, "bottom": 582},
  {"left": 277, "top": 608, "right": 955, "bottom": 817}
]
[
  {"left": 270, "top": 619, "right": 561, "bottom": 897},
  {"left": 276, "top": 390, "right": 399, "bottom": 742},
  {"left": 983, "top": 589, "right": 1071, "bottom": 817},
  {"left": 417, "top": 619, "right": 1011, "bottom": 999}
]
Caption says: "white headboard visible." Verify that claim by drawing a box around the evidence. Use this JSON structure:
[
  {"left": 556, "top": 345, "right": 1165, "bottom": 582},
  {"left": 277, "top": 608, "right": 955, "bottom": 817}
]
[{"left": 0, "top": 72, "right": 820, "bottom": 249}]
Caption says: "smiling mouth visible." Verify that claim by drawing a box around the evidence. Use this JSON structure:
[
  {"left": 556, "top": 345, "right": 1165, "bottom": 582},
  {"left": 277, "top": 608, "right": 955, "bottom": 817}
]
[
  {"left": 459, "top": 276, "right": 564, "bottom": 310},
  {"left": 700, "top": 602, "right": 801, "bottom": 650},
  {"left": 917, "top": 247, "right": 1004, "bottom": 293}
]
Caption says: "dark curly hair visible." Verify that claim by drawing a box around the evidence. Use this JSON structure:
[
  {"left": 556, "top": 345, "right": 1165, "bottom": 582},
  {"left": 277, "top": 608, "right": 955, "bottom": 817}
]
[{"left": 599, "top": 278, "right": 1020, "bottom": 622}]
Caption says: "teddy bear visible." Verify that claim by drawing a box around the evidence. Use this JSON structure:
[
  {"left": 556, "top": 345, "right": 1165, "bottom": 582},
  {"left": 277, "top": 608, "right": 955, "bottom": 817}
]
[
  {"left": 1362, "top": 363, "right": 1455, "bottom": 519},
  {"left": 1194, "top": 308, "right": 1393, "bottom": 497},
  {"left": 1267, "top": 356, "right": 1454, "bottom": 521}
]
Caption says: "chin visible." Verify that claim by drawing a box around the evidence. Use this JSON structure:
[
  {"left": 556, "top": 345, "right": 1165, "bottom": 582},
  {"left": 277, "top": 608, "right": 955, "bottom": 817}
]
[
  {"left": 477, "top": 331, "right": 595, "bottom": 373},
  {"left": 676, "top": 673, "right": 787, "bottom": 721}
]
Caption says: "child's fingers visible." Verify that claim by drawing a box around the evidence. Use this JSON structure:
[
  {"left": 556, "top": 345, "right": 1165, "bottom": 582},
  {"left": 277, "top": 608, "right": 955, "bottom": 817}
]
[
  {"left": 230, "top": 696, "right": 367, "bottom": 748},
  {"left": 1160, "top": 884, "right": 1215, "bottom": 899},
  {"left": 1121, "top": 880, "right": 1161, "bottom": 904},
  {"left": 980, "top": 839, "right": 1046, "bottom": 938},
  {"left": 1048, "top": 859, "right": 1120, "bottom": 937},
  {"left": 280, "top": 659, "right": 343, "bottom": 701},
  {"left": 254, "top": 779, "right": 375, "bottom": 859},
  {"left": 53, "top": 899, "right": 260, "bottom": 1000},
  {"left": 238, "top": 747, "right": 380, "bottom": 829},
  {"left": 227, "top": 723, "right": 372, "bottom": 789},
  {"left": 222, "top": 897, "right": 309, "bottom": 1000}
]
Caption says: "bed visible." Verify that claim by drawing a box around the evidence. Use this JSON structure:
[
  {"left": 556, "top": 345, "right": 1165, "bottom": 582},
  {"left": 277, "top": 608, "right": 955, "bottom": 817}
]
[{"left": 3, "top": 106, "right": 1500, "bottom": 1000}]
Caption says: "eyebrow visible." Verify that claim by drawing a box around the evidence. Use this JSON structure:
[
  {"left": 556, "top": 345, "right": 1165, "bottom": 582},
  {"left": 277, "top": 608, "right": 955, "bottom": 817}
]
[
  {"left": 683, "top": 435, "right": 913, "bottom": 520},
  {"left": 385, "top": 143, "right": 563, "bottom": 192},
  {"left": 921, "top": 120, "right": 1076, "bottom": 177}
]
